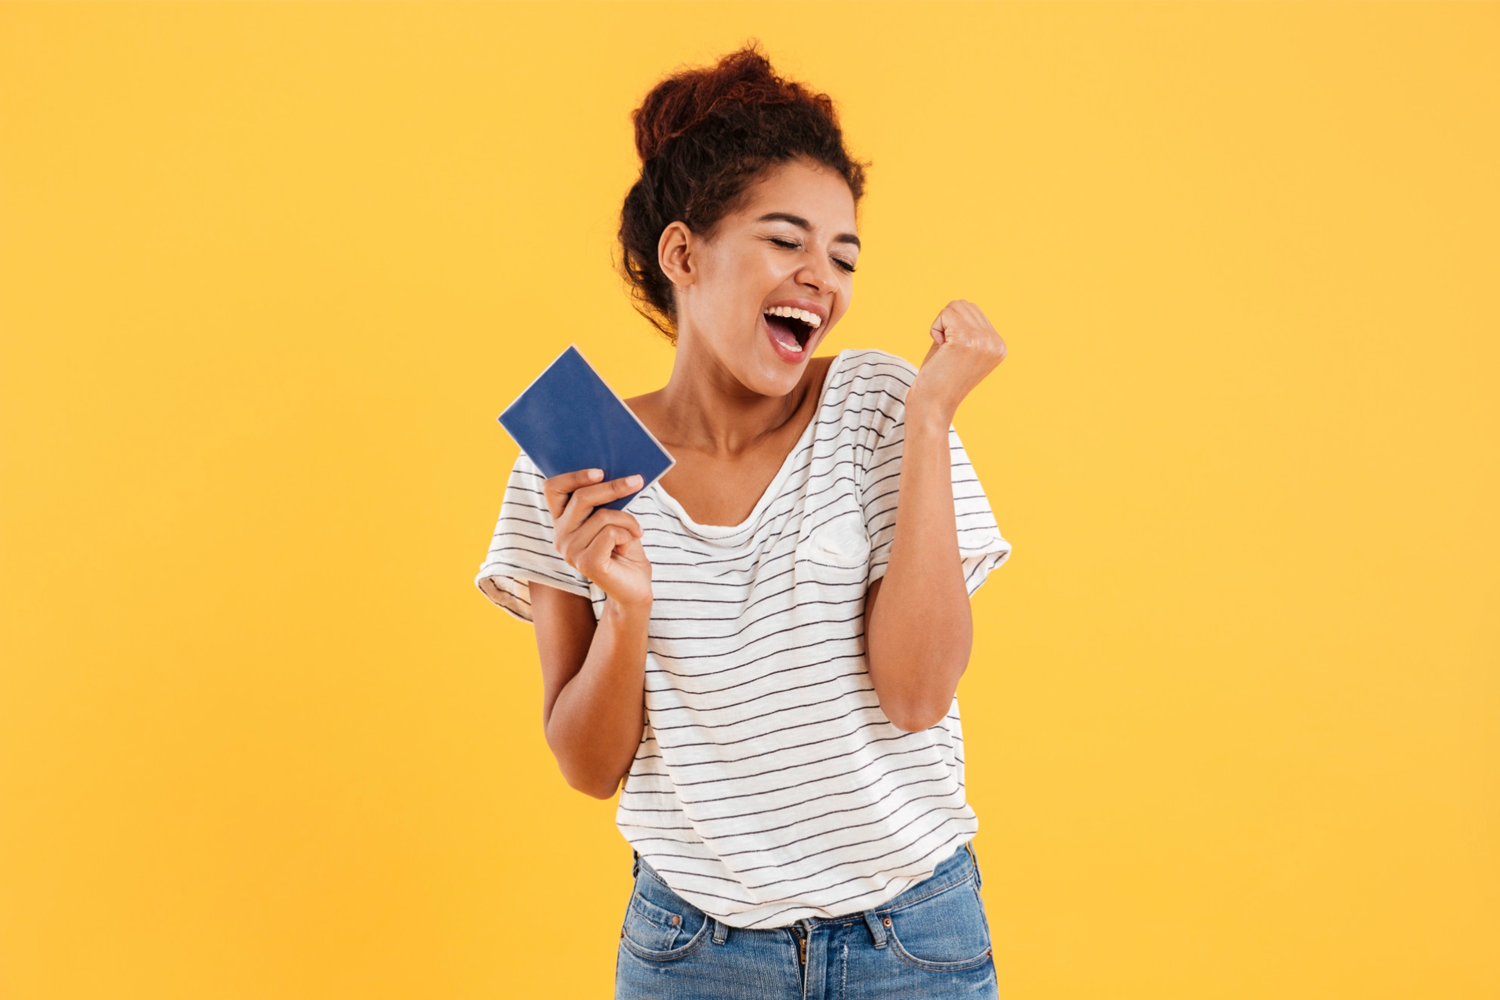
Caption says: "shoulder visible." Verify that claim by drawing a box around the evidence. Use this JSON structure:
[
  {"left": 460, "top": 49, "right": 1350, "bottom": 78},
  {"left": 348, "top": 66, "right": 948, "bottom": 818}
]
[
  {"left": 509, "top": 449, "right": 544, "bottom": 482},
  {"left": 503, "top": 450, "right": 552, "bottom": 509},
  {"left": 829, "top": 348, "right": 918, "bottom": 413}
]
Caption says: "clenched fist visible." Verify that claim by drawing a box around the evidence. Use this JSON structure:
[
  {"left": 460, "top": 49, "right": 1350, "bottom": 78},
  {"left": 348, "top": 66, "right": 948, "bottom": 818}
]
[{"left": 908, "top": 299, "right": 1008, "bottom": 425}]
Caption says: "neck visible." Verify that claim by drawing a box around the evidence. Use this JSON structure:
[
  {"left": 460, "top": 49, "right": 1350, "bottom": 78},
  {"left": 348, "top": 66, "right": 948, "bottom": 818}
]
[{"left": 653, "top": 337, "right": 822, "bottom": 458}]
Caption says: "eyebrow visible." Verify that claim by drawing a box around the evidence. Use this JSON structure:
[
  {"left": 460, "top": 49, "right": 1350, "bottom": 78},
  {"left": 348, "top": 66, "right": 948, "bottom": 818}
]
[{"left": 755, "top": 212, "right": 861, "bottom": 251}]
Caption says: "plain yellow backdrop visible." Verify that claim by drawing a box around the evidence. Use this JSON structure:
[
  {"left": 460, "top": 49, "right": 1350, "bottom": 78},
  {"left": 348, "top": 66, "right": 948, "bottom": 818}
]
[{"left": 2, "top": 2, "right": 1496, "bottom": 998}]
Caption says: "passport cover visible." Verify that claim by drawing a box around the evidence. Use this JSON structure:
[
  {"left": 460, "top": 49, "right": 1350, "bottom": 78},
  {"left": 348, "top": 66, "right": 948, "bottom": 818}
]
[{"left": 498, "top": 344, "right": 675, "bottom": 511}]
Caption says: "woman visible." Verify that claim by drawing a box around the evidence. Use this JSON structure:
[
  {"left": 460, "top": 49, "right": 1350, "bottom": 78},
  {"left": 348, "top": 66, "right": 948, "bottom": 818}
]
[{"left": 475, "top": 42, "right": 1012, "bottom": 999}]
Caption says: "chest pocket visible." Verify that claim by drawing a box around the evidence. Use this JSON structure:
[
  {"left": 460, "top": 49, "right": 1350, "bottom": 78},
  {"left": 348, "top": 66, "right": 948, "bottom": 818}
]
[{"left": 794, "top": 492, "right": 871, "bottom": 587}]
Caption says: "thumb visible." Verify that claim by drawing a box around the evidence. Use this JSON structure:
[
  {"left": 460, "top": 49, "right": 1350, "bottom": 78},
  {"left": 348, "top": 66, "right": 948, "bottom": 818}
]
[
  {"left": 922, "top": 319, "right": 948, "bottom": 366},
  {"left": 929, "top": 320, "right": 947, "bottom": 345},
  {"left": 922, "top": 309, "right": 953, "bottom": 366}
]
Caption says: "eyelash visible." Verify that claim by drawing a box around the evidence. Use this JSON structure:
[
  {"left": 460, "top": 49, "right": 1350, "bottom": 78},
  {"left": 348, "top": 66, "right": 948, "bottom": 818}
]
[{"left": 771, "top": 237, "right": 857, "bottom": 274}]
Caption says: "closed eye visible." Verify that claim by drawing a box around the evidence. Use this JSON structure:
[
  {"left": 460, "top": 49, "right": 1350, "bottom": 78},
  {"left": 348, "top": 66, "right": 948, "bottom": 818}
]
[{"left": 770, "top": 237, "right": 857, "bottom": 274}]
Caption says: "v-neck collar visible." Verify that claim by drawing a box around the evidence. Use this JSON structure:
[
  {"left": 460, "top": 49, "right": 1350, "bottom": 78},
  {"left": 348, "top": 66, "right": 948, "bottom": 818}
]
[{"left": 646, "top": 350, "right": 849, "bottom": 539}]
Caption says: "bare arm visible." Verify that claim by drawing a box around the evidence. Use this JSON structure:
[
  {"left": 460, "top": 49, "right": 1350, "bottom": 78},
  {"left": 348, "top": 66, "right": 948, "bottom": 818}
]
[
  {"left": 531, "top": 469, "right": 654, "bottom": 799},
  {"left": 531, "top": 583, "right": 650, "bottom": 799},
  {"left": 863, "top": 413, "right": 973, "bottom": 731},
  {"left": 864, "top": 300, "right": 1008, "bottom": 732}
]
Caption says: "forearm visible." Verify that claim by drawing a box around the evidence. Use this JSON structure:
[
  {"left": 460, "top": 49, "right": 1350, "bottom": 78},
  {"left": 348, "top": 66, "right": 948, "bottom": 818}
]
[
  {"left": 544, "top": 598, "right": 651, "bottom": 798},
  {"left": 865, "top": 408, "right": 973, "bottom": 731}
]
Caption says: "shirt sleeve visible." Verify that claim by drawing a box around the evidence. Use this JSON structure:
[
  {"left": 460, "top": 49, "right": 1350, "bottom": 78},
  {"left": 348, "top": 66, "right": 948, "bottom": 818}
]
[
  {"left": 856, "top": 355, "right": 1014, "bottom": 598},
  {"left": 473, "top": 450, "right": 594, "bottom": 623}
]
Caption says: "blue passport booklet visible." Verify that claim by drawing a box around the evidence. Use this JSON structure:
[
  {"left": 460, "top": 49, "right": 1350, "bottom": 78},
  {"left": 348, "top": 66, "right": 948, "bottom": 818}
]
[{"left": 498, "top": 344, "right": 675, "bottom": 512}]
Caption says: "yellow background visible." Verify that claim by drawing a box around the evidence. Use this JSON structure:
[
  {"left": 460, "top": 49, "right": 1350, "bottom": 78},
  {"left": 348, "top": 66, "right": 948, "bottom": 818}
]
[{"left": 2, "top": 2, "right": 1496, "bottom": 997}]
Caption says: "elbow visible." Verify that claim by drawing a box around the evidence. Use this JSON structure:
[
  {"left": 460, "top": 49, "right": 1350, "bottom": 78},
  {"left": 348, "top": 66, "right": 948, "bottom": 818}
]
[
  {"left": 883, "top": 700, "right": 951, "bottom": 733},
  {"left": 545, "top": 728, "right": 627, "bottom": 800},
  {"left": 561, "top": 765, "right": 623, "bottom": 800},
  {"left": 877, "top": 677, "right": 959, "bottom": 731},
  {"left": 578, "top": 779, "right": 622, "bottom": 800},
  {"left": 868, "top": 652, "right": 967, "bottom": 732}
]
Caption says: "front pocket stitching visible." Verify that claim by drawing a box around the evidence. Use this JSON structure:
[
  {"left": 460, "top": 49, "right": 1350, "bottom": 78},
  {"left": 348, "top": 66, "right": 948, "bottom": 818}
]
[
  {"left": 627, "top": 890, "right": 679, "bottom": 928},
  {"left": 881, "top": 874, "right": 993, "bottom": 972},
  {"left": 619, "top": 910, "right": 711, "bottom": 963},
  {"left": 885, "top": 920, "right": 993, "bottom": 972}
]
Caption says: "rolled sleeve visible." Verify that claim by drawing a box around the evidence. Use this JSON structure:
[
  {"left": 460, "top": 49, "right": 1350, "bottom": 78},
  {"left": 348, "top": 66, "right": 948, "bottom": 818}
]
[{"left": 474, "top": 452, "right": 592, "bottom": 623}]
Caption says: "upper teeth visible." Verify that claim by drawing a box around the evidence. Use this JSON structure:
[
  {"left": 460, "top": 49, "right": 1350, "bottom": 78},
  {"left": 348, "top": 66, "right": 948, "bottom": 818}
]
[{"left": 763, "top": 305, "right": 822, "bottom": 328}]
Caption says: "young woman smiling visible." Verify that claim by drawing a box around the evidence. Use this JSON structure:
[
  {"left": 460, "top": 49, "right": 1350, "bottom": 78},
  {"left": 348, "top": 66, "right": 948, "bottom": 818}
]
[{"left": 475, "top": 42, "right": 1013, "bottom": 1000}]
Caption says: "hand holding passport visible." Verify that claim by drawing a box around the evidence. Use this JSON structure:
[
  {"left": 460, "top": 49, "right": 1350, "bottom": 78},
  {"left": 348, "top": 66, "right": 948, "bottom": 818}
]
[{"left": 497, "top": 344, "right": 675, "bottom": 511}]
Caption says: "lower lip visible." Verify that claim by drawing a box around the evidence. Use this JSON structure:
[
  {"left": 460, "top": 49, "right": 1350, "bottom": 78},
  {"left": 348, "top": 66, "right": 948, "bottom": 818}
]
[{"left": 763, "top": 315, "right": 812, "bottom": 364}]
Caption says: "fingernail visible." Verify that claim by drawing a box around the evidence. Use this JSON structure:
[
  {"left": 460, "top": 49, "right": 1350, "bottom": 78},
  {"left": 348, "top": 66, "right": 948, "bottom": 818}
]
[
  {"left": 588, "top": 469, "right": 603, "bottom": 480},
  {"left": 626, "top": 475, "right": 643, "bottom": 488}
]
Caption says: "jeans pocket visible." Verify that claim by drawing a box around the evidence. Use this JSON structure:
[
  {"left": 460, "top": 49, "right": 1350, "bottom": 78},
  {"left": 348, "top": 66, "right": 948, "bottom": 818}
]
[
  {"left": 618, "top": 875, "right": 710, "bottom": 962},
  {"left": 883, "top": 875, "right": 993, "bottom": 972}
]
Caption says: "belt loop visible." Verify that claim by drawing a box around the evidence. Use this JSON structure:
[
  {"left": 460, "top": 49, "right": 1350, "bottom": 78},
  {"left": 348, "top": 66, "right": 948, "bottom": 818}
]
[
  {"left": 965, "top": 840, "right": 982, "bottom": 890},
  {"left": 712, "top": 919, "right": 729, "bottom": 945},
  {"left": 861, "top": 909, "right": 887, "bottom": 949},
  {"left": 631, "top": 850, "right": 640, "bottom": 879}
]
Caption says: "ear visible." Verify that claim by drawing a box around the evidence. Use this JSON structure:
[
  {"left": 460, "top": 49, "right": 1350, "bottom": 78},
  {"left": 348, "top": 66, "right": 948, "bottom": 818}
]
[{"left": 657, "top": 221, "right": 695, "bottom": 289}]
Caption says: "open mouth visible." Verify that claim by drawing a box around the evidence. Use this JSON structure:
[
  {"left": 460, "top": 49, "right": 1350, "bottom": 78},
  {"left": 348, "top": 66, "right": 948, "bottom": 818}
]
[{"left": 763, "top": 312, "right": 816, "bottom": 353}]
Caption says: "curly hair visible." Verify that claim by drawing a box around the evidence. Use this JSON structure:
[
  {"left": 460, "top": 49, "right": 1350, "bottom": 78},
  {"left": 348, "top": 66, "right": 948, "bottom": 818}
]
[{"left": 617, "top": 40, "right": 870, "bottom": 344}]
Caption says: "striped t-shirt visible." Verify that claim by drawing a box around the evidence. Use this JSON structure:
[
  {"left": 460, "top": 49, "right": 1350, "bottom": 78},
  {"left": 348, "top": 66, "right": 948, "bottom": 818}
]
[{"left": 474, "top": 347, "right": 1013, "bottom": 928}]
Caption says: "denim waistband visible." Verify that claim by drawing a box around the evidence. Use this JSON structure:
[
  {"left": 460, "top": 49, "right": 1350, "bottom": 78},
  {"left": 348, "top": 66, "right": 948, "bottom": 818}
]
[{"left": 631, "top": 839, "right": 982, "bottom": 931}]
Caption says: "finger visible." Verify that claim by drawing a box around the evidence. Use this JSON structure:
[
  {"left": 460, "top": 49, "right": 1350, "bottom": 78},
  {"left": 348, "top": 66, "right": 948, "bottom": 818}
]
[
  {"left": 542, "top": 467, "right": 605, "bottom": 521},
  {"left": 946, "top": 303, "right": 992, "bottom": 349},
  {"left": 929, "top": 309, "right": 952, "bottom": 345},
  {"left": 570, "top": 509, "right": 643, "bottom": 557},
  {"left": 558, "top": 507, "right": 643, "bottom": 566},
  {"left": 555, "top": 473, "right": 644, "bottom": 537},
  {"left": 937, "top": 307, "right": 976, "bottom": 348},
  {"left": 950, "top": 302, "right": 1004, "bottom": 357},
  {"left": 952, "top": 300, "right": 984, "bottom": 328},
  {"left": 566, "top": 474, "right": 645, "bottom": 514},
  {"left": 576, "top": 523, "right": 635, "bottom": 579}
]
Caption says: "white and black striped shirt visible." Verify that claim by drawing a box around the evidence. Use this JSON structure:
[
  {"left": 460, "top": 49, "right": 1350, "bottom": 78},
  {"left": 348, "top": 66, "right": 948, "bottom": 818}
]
[{"left": 474, "top": 348, "right": 1013, "bottom": 928}]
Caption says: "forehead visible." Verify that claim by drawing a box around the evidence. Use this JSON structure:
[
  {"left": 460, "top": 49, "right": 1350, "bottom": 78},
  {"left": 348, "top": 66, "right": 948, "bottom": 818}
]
[{"left": 733, "top": 158, "right": 858, "bottom": 233}]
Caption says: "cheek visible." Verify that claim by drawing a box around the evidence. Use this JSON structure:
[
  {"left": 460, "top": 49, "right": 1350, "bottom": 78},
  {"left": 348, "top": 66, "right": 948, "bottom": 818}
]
[
  {"left": 831, "top": 300, "right": 851, "bottom": 326},
  {"left": 714, "top": 259, "right": 778, "bottom": 311}
]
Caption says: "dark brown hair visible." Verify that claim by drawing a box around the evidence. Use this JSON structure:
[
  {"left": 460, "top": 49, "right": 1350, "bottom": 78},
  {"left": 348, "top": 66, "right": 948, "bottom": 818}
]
[{"left": 617, "top": 40, "right": 870, "bottom": 344}]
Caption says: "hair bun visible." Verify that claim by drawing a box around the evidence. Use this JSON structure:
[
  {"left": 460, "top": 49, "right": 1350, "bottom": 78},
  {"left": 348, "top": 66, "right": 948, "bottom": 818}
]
[
  {"left": 632, "top": 41, "right": 805, "bottom": 162},
  {"left": 618, "top": 40, "right": 867, "bottom": 344}
]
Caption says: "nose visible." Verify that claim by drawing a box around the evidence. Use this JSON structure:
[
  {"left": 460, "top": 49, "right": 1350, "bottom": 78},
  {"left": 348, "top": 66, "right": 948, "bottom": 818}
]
[{"left": 798, "top": 257, "right": 839, "bottom": 295}]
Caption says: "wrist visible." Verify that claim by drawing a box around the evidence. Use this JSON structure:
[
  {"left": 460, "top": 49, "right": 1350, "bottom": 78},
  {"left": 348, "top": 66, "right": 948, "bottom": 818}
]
[
  {"left": 602, "top": 593, "right": 652, "bottom": 630},
  {"left": 903, "top": 394, "right": 954, "bottom": 438}
]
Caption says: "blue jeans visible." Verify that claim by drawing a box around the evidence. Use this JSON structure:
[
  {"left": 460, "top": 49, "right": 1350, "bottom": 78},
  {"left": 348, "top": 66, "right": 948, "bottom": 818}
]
[{"left": 615, "top": 842, "right": 999, "bottom": 1000}]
